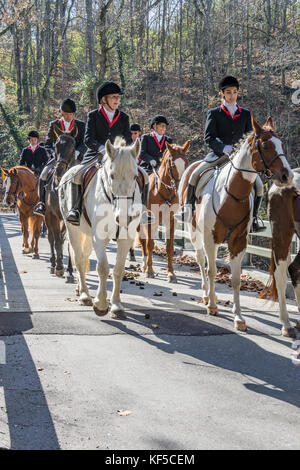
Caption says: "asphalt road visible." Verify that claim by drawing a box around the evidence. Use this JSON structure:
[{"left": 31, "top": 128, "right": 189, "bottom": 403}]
[{"left": 0, "top": 213, "right": 299, "bottom": 450}]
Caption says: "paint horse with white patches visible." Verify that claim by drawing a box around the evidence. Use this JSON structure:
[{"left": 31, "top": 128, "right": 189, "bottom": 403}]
[
  {"left": 178, "top": 116, "right": 293, "bottom": 332},
  {"left": 59, "top": 138, "right": 142, "bottom": 319},
  {"left": 267, "top": 170, "right": 300, "bottom": 337},
  {"left": 138, "top": 141, "right": 190, "bottom": 283}
]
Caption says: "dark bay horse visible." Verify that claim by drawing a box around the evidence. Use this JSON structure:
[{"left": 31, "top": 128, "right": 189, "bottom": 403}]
[
  {"left": 267, "top": 169, "right": 300, "bottom": 337},
  {"left": 178, "top": 116, "right": 293, "bottom": 332},
  {"left": 44, "top": 133, "right": 77, "bottom": 281},
  {"left": 139, "top": 141, "right": 190, "bottom": 282},
  {"left": 3, "top": 166, "right": 43, "bottom": 258}
]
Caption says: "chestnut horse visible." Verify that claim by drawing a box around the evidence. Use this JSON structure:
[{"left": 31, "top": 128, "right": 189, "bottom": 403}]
[
  {"left": 178, "top": 116, "right": 293, "bottom": 332},
  {"left": 3, "top": 166, "right": 43, "bottom": 258},
  {"left": 267, "top": 169, "right": 300, "bottom": 338},
  {"left": 139, "top": 141, "right": 190, "bottom": 283}
]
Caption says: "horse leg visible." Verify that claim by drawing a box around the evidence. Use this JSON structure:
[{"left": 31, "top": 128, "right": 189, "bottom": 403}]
[
  {"left": 166, "top": 216, "right": 177, "bottom": 283},
  {"left": 65, "top": 243, "right": 75, "bottom": 284},
  {"left": 32, "top": 217, "right": 42, "bottom": 259},
  {"left": 54, "top": 227, "right": 64, "bottom": 277},
  {"left": 128, "top": 247, "right": 136, "bottom": 262},
  {"left": 230, "top": 250, "right": 247, "bottom": 332},
  {"left": 110, "top": 239, "right": 132, "bottom": 319},
  {"left": 68, "top": 229, "right": 93, "bottom": 306},
  {"left": 138, "top": 226, "right": 148, "bottom": 272},
  {"left": 93, "top": 239, "right": 109, "bottom": 315},
  {"left": 204, "top": 238, "right": 219, "bottom": 316},
  {"left": 195, "top": 247, "right": 209, "bottom": 303},
  {"left": 20, "top": 213, "right": 30, "bottom": 254},
  {"left": 273, "top": 257, "right": 296, "bottom": 338},
  {"left": 288, "top": 249, "right": 300, "bottom": 334}
]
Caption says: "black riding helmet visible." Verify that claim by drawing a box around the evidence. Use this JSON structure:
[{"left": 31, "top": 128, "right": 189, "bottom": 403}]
[
  {"left": 150, "top": 115, "right": 169, "bottom": 128},
  {"left": 97, "top": 82, "right": 123, "bottom": 103}
]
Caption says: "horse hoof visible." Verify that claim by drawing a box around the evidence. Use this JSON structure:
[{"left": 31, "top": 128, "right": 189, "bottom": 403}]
[
  {"left": 55, "top": 269, "right": 64, "bottom": 277},
  {"left": 22, "top": 248, "right": 30, "bottom": 254},
  {"left": 207, "top": 306, "right": 218, "bottom": 316},
  {"left": 65, "top": 275, "right": 75, "bottom": 284},
  {"left": 111, "top": 309, "right": 126, "bottom": 320},
  {"left": 80, "top": 297, "right": 93, "bottom": 307},
  {"left": 93, "top": 305, "right": 109, "bottom": 316},
  {"left": 129, "top": 254, "right": 136, "bottom": 262},
  {"left": 282, "top": 326, "right": 297, "bottom": 338},
  {"left": 50, "top": 267, "right": 55, "bottom": 275},
  {"left": 168, "top": 275, "right": 177, "bottom": 283},
  {"left": 203, "top": 296, "right": 209, "bottom": 305},
  {"left": 32, "top": 253, "right": 39, "bottom": 260},
  {"left": 295, "top": 321, "right": 300, "bottom": 332},
  {"left": 146, "top": 272, "right": 155, "bottom": 278},
  {"left": 234, "top": 321, "right": 247, "bottom": 332}
]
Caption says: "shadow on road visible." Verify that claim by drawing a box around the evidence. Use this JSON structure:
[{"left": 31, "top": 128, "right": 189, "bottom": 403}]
[{"left": 0, "top": 215, "right": 59, "bottom": 450}]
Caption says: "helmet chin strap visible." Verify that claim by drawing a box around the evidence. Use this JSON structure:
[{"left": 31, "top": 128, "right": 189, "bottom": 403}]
[{"left": 104, "top": 97, "right": 114, "bottom": 112}]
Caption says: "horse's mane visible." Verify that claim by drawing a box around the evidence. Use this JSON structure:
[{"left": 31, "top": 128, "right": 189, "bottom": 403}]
[
  {"left": 229, "top": 131, "right": 253, "bottom": 161},
  {"left": 12, "top": 166, "right": 35, "bottom": 175}
]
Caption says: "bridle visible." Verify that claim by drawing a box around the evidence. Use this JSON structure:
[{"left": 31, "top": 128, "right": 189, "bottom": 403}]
[
  {"left": 5, "top": 171, "right": 38, "bottom": 207},
  {"left": 153, "top": 153, "right": 188, "bottom": 206},
  {"left": 212, "top": 133, "right": 287, "bottom": 237},
  {"left": 229, "top": 133, "right": 286, "bottom": 179}
]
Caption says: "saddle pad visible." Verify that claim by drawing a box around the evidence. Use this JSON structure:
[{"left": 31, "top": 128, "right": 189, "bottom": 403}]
[{"left": 195, "top": 168, "right": 214, "bottom": 199}]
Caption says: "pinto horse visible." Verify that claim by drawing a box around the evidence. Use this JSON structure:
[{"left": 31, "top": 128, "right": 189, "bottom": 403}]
[
  {"left": 3, "top": 166, "right": 43, "bottom": 258},
  {"left": 45, "top": 133, "right": 77, "bottom": 280},
  {"left": 59, "top": 138, "right": 142, "bottom": 318},
  {"left": 267, "top": 170, "right": 300, "bottom": 338},
  {"left": 178, "top": 116, "right": 293, "bottom": 332},
  {"left": 139, "top": 141, "right": 190, "bottom": 282}
]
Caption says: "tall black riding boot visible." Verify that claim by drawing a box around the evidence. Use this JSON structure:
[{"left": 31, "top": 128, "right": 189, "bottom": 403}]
[
  {"left": 174, "top": 183, "right": 196, "bottom": 222},
  {"left": 33, "top": 179, "right": 46, "bottom": 216},
  {"left": 140, "top": 183, "right": 155, "bottom": 224},
  {"left": 251, "top": 196, "right": 265, "bottom": 232},
  {"left": 66, "top": 183, "right": 82, "bottom": 226}
]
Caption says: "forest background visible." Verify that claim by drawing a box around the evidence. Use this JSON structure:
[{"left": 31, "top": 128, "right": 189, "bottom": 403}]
[{"left": 0, "top": 0, "right": 299, "bottom": 167}]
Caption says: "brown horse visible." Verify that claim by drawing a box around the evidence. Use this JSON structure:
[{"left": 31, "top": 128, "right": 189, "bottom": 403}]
[
  {"left": 3, "top": 166, "right": 43, "bottom": 258},
  {"left": 44, "top": 133, "right": 77, "bottom": 279},
  {"left": 267, "top": 169, "right": 300, "bottom": 338},
  {"left": 139, "top": 141, "right": 190, "bottom": 283}
]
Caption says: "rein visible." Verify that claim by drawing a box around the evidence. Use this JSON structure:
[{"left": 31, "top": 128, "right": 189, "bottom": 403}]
[
  {"left": 153, "top": 155, "right": 185, "bottom": 206},
  {"left": 5, "top": 171, "right": 38, "bottom": 207}
]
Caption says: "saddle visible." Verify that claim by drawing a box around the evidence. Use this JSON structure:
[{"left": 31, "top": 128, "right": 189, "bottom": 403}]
[{"left": 194, "top": 167, "right": 215, "bottom": 199}]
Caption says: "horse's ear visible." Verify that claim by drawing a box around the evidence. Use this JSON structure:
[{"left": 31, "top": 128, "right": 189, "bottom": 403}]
[
  {"left": 130, "top": 138, "right": 140, "bottom": 160},
  {"left": 182, "top": 140, "right": 190, "bottom": 153},
  {"left": 263, "top": 116, "right": 274, "bottom": 131},
  {"left": 251, "top": 115, "right": 262, "bottom": 136},
  {"left": 165, "top": 141, "right": 172, "bottom": 153},
  {"left": 1, "top": 168, "right": 9, "bottom": 177},
  {"left": 105, "top": 139, "right": 116, "bottom": 160},
  {"left": 12, "top": 168, "right": 18, "bottom": 175}
]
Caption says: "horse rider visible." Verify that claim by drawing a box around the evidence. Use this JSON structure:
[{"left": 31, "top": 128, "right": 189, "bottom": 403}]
[
  {"left": 130, "top": 123, "right": 142, "bottom": 143},
  {"left": 34, "top": 98, "right": 86, "bottom": 216},
  {"left": 19, "top": 130, "right": 48, "bottom": 175},
  {"left": 65, "top": 81, "right": 153, "bottom": 226},
  {"left": 174, "top": 75, "right": 265, "bottom": 232},
  {"left": 139, "top": 115, "right": 172, "bottom": 174}
]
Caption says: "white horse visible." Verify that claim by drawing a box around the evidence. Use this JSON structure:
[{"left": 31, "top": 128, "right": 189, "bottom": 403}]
[
  {"left": 59, "top": 138, "right": 142, "bottom": 319},
  {"left": 178, "top": 116, "right": 293, "bottom": 332}
]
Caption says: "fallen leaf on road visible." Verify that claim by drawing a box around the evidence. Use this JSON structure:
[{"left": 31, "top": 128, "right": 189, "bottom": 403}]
[
  {"left": 117, "top": 410, "right": 132, "bottom": 416},
  {"left": 37, "top": 368, "right": 44, "bottom": 372},
  {"left": 152, "top": 324, "right": 158, "bottom": 329}
]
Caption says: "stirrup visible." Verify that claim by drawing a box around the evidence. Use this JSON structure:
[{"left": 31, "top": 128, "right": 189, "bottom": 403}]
[
  {"left": 66, "top": 209, "right": 81, "bottom": 226},
  {"left": 33, "top": 203, "right": 45, "bottom": 216},
  {"left": 251, "top": 217, "right": 266, "bottom": 232},
  {"left": 140, "top": 210, "right": 155, "bottom": 225}
]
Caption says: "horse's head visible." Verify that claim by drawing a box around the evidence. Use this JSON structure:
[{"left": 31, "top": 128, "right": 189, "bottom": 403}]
[
  {"left": 104, "top": 138, "right": 141, "bottom": 228},
  {"left": 54, "top": 134, "right": 76, "bottom": 180},
  {"left": 2, "top": 168, "right": 19, "bottom": 207},
  {"left": 164, "top": 140, "right": 190, "bottom": 182},
  {"left": 249, "top": 116, "right": 293, "bottom": 186}
]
